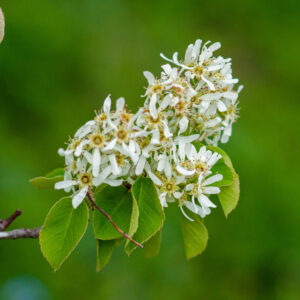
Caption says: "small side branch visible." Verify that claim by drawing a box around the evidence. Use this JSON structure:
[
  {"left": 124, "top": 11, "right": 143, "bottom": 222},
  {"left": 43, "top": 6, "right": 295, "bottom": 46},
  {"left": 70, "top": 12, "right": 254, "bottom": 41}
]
[
  {"left": 0, "top": 227, "right": 41, "bottom": 239},
  {"left": 0, "top": 209, "right": 22, "bottom": 231},
  {"left": 87, "top": 192, "right": 143, "bottom": 249}
]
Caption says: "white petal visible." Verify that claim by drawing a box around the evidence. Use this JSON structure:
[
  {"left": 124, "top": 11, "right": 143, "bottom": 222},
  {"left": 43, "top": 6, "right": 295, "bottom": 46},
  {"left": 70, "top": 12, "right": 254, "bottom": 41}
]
[
  {"left": 103, "top": 95, "right": 111, "bottom": 114},
  {"left": 104, "top": 179, "right": 123, "bottom": 186},
  {"left": 93, "top": 166, "right": 112, "bottom": 186},
  {"left": 178, "top": 116, "right": 188, "bottom": 135},
  {"left": 175, "top": 134, "right": 199, "bottom": 143},
  {"left": 207, "top": 152, "right": 221, "bottom": 167},
  {"left": 223, "top": 78, "right": 239, "bottom": 84},
  {"left": 74, "top": 120, "right": 95, "bottom": 139},
  {"left": 178, "top": 140, "right": 186, "bottom": 161},
  {"left": 92, "top": 148, "right": 101, "bottom": 177},
  {"left": 192, "top": 39, "right": 202, "bottom": 60},
  {"left": 217, "top": 100, "right": 227, "bottom": 112},
  {"left": 159, "top": 192, "right": 168, "bottom": 207},
  {"left": 207, "top": 42, "right": 221, "bottom": 53},
  {"left": 143, "top": 71, "right": 156, "bottom": 84},
  {"left": 157, "top": 154, "right": 166, "bottom": 172},
  {"left": 83, "top": 151, "right": 93, "bottom": 164},
  {"left": 109, "top": 154, "right": 121, "bottom": 175},
  {"left": 185, "top": 184, "right": 194, "bottom": 191},
  {"left": 102, "top": 138, "right": 117, "bottom": 151},
  {"left": 162, "top": 120, "right": 172, "bottom": 138},
  {"left": 203, "top": 186, "right": 220, "bottom": 194},
  {"left": 151, "top": 129, "right": 160, "bottom": 145},
  {"left": 201, "top": 75, "right": 215, "bottom": 91},
  {"left": 75, "top": 140, "right": 89, "bottom": 157},
  {"left": 55, "top": 180, "right": 77, "bottom": 190},
  {"left": 173, "top": 191, "right": 182, "bottom": 199},
  {"left": 161, "top": 64, "right": 172, "bottom": 75},
  {"left": 203, "top": 174, "right": 223, "bottom": 186},
  {"left": 116, "top": 97, "right": 125, "bottom": 112},
  {"left": 180, "top": 205, "right": 194, "bottom": 221},
  {"left": 145, "top": 163, "right": 162, "bottom": 186},
  {"left": 135, "top": 155, "right": 146, "bottom": 176},
  {"left": 159, "top": 94, "right": 171, "bottom": 111},
  {"left": 176, "top": 165, "right": 195, "bottom": 176},
  {"left": 198, "top": 194, "right": 216, "bottom": 208},
  {"left": 165, "top": 159, "right": 172, "bottom": 178},
  {"left": 149, "top": 94, "right": 158, "bottom": 119},
  {"left": 222, "top": 91, "right": 238, "bottom": 101},
  {"left": 184, "top": 44, "right": 194, "bottom": 63},
  {"left": 200, "top": 93, "right": 221, "bottom": 101},
  {"left": 72, "top": 186, "right": 88, "bottom": 209}
]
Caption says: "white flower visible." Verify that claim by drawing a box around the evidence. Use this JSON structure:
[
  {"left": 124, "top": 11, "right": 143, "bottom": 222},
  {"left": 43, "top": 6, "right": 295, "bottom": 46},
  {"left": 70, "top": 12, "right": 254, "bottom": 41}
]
[{"left": 55, "top": 38, "right": 242, "bottom": 221}]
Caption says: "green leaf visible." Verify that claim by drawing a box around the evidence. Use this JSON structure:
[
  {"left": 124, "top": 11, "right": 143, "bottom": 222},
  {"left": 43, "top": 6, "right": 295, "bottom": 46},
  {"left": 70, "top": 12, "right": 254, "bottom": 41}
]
[
  {"left": 96, "top": 239, "right": 115, "bottom": 271},
  {"left": 115, "top": 237, "right": 125, "bottom": 246},
  {"left": 29, "top": 168, "right": 65, "bottom": 190},
  {"left": 40, "top": 197, "right": 89, "bottom": 271},
  {"left": 180, "top": 211, "right": 208, "bottom": 260},
  {"left": 124, "top": 191, "right": 139, "bottom": 248},
  {"left": 210, "top": 158, "right": 233, "bottom": 187},
  {"left": 144, "top": 228, "right": 162, "bottom": 258},
  {"left": 93, "top": 185, "right": 133, "bottom": 240},
  {"left": 218, "top": 172, "right": 240, "bottom": 217},
  {"left": 125, "top": 177, "right": 165, "bottom": 255},
  {"left": 45, "top": 168, "right": 65, "bottom": 178},
  {"left": 206, "top": 145, "right": 240, "bottom": 217}
]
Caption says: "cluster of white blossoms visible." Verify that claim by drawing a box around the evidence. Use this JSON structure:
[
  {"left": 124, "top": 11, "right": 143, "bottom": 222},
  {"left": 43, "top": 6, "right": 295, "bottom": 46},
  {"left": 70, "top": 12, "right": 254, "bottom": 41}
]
[{"left": 55, "top": 39, "right": 242, "bottom": 220}]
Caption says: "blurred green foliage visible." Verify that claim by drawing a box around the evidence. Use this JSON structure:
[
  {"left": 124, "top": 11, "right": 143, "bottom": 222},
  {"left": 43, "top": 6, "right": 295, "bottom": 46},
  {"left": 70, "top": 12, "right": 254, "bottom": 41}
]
[{"left": 0, "top": 0, "right": 299, "bottom": 299}]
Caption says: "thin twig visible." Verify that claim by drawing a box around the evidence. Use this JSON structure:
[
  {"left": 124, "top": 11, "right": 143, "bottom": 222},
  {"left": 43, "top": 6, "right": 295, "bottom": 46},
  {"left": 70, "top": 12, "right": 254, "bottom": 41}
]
[
  {"left": 0, "top": 209, "right": 22, "bottom": 231},
  {"left": 86, "top": 192, "right": 143, "bottom": 249},
  {"left": 0, "top": 227, "right": 41, "bottom": 239}
]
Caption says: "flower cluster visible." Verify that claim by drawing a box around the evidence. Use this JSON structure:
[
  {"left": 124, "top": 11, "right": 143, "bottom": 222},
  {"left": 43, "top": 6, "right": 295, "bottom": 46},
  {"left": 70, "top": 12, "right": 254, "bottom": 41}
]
[{"left": 55, "top": 39, "right": 242, "bottom": 220}]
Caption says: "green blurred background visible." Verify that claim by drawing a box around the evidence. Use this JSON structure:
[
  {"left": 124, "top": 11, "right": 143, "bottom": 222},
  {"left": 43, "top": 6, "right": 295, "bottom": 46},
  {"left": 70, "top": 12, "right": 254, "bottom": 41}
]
[{"left": 0, "top": 0, "right": 299, "bottom": 299}]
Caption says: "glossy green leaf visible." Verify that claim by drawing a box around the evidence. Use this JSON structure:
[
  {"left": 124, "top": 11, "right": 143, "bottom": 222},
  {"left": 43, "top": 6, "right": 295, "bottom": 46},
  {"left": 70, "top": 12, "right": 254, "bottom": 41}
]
[
  {"left": 144, "top": 228, "right": 162, "bottom": 258},
  {"left": 218, "top": 172, "right": 240, "bottom": 217},
  {"left": 40, "top": 197, "right": 89, "bottom": 271},
  {"left": 210, "top": 158, "right": 233, "bottom": 187},
  {"left": 45, "top": 168, "right": 65, "bottom": 178},
  {"left": 180, "top": 211, "right": 208, "bottom": 260},
  {"left": 96, "top": 239, "right": 115, "bottom": 271},
  {"left": 29, "top": 168, "right": 65, "bottom": 190},
  {"left": 125, "top": 177, "right": 165, "bottom": 255},
  {"left": 206, "top": 145, "right": 240, "bottom": 216},
  {"left": 93, "top": 185, "right": 133, "bottom": 240},
  {"left": 124, "top": 192, "right": 139, "bottom": 248}
]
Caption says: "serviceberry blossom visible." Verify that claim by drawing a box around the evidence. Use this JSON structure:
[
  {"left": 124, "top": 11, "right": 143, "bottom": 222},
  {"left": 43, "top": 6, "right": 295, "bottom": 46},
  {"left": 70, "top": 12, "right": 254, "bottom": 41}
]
[{"left": 55, "top": 38, "right": 242, "bottom": 220}]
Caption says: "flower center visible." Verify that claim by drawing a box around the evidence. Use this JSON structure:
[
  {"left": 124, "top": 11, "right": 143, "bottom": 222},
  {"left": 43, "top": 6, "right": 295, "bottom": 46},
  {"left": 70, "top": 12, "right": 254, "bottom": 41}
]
[
  {"left": 120, "top": 112, "right": 132, "bottom": 123},
  {"left": 166, "top": 183, "right": 173, "bottom": 191},
  {"left": 80, "top": 174, "right": 91, "bottom": 185},
  {"left": 92, "top": 135, "right": 103, "bottom": 146},
  {"left": 175, "top": 101, "right": 186, "bottom": 112},
  {"left": 195, "top": 162, "right": 206, "bottom": 173},
  {"left": 151, "top": 83, "right": 163, "bottom": 94},
  {"left": 117, "top": 129, "right": 128, "bottom": 141},
  {"left": 148, "top": 114, "right": 161, "bottom": 124},
  {"left": 193, "top": 65, "right": 203, "bottom": 76}
]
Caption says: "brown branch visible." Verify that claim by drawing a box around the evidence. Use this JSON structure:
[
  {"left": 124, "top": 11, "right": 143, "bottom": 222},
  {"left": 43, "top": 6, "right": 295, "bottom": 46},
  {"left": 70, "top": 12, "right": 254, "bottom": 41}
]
[
  {"left": 0, "top": 209, "right": 40, "bottom": 240},
  {"left": 0, "top": 209, "right": 22, "bottom": 231},
  {"left": 86, "top": 192, "right": 143, "bottom": 249},
  {"left": 0, "top": 227, "right": 41, "bottom": 239}
]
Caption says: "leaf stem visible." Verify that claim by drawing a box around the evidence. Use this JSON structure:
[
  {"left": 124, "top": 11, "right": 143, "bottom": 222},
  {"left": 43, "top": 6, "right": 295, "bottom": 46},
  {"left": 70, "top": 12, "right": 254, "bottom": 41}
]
[{"left": 86, "top": 192, "right": 143, "bottom": 249}]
